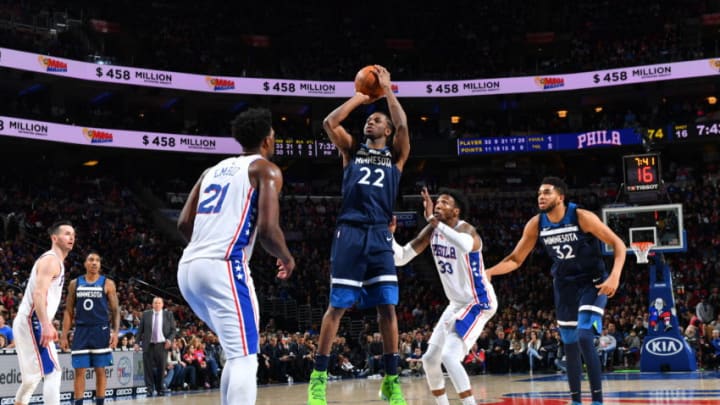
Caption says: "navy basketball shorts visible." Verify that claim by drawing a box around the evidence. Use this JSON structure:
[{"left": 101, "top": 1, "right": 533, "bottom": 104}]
[
  {"left": 554, "top": 276, "right": 608, "bottom": 332},
  {"left": 329, "top": 223, "right": 398, "bottom": 309},
  {"left": 71, "top": 325, "right": 113, "bottom": 368}
]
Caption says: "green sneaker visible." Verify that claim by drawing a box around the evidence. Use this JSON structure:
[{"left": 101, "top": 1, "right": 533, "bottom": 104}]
[
  {"left": 307, "top": 370, "right": 328, "bottom": 405},
  {"left": 379, "top": 374, "right": 407, "bottom": 405}
]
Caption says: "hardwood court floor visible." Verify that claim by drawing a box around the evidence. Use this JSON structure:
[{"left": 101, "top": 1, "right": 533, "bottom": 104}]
[{"left": 117, "top": 371, "right": 720, "bottom": 404}]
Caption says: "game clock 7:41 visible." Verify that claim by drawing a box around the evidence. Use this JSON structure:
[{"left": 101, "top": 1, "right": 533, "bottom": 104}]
[{"left": 623, "top": 153, "right": 661, "bottom": 192}]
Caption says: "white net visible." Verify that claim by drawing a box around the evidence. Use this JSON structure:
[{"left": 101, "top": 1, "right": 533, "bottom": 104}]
[{"left": 631, "top": 242, "right": 655, "bottom": 264}]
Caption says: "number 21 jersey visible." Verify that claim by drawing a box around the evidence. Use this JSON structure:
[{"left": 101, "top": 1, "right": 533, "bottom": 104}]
[{"left": 180, "top": 155, "right": 262, "bottom": 264}]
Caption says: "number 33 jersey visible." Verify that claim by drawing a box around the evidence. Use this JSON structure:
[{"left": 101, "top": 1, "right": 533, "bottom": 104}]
[
  {"left": 538, "top": 202, "right": 605, "bottom": 281},
  {"left": 180, "top": 155, "right": 263, "bottom": 264},
  {"left": 430, "top": 220, "right": 494, "bottom": 308}
]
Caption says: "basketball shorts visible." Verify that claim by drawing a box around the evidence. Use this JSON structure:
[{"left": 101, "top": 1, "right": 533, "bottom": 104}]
[
  {"left": 13, "top": 311, "right": 60, "bottom": 378},
  {"left": 71, "top": 325, "right": 113, "bottom": 368},
  {"left": 329, "top": 223, "right": 398, "bottom": 309},
  {"left": 429, "top": 294, "right": 498, "bottom": 353},
  {"left": 178, "top": 258, "right": 259, "bottom": 359},
  {"left": 554, "top": 275, "right": 608, "bottom": 332}
]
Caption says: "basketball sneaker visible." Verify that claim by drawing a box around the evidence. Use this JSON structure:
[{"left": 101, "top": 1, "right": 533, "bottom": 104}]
[
  {"left": 379, "top": 374, "right": 407, "bottom": 404},
  {"left": 307, "top": 370, "right": 327, "bottom": 405}
]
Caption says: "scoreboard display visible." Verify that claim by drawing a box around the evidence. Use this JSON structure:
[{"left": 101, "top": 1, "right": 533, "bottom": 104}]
[
  {"left": 274, "top": 139, "right": 337, "bottom": 158},
  {"left": 623, "top": 153, "right": 662, "bottom": 192},
  {"left": 674, "top": 120, "right": 720, "bottom": 141}
]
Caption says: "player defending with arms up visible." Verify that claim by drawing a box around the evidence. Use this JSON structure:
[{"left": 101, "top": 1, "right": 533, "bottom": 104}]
[
  {"left": 14, "top": 221, "right": 75, "bottom": 405},
  {"left": 178, "top": 107, "right": 295, "bottom": 405},
  {"left": 308, "top": 65, "right": 410, "bottom": 405},
  {"left": 486, "top": 177, "right": 626, "bottom": 405},
  {"left": 391, "top": 187, "right": 496, "bottom": 405}
]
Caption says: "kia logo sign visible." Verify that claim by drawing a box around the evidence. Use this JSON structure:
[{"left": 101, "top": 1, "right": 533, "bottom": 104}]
[{"left": 645, "top": 337, "right": 684, "bottom": 356}]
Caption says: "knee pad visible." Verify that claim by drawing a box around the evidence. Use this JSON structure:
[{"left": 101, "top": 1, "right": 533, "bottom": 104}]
[{"left": 560, "top": 327, "right": 578, "bottom": 344}]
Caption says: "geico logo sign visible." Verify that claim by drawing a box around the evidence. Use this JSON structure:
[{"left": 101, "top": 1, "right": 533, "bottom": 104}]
[
  {"left": 2, "top": 398, "right": 16, "bottom": 405},
  {"left": 136, "top": 387, "right": 147, "bottom": 394},
  {"left": 645, "top": 337, "right": 684, "bottom": 356},
  {"left": 60, "top": 393, "right": 73, "bottom": 400},
  {"left": 83, "top": 391, "right": 94, "bottom": 399},
  {"left": 105, "top": 389, "right": 114, "bottom": 397},
  {"left": 116, "top": 388, "right": 133, "bottom": 396}
]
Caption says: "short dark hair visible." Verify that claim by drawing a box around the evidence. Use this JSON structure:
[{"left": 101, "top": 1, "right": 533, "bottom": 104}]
[
  {"left": 85, "top": 250, "right": 102, "bottom": 260},
  {"left": 231, "top": 107, "right": 272, "bottom": 148},
  {"left": 540, "top": 176, "right": 568, "bottom": 196},
  {"left": 48, "top": 220, "right": 72, "bottom": 236},
  {"left": 437, "top": 187, "right": 468, "bottom": 217}
]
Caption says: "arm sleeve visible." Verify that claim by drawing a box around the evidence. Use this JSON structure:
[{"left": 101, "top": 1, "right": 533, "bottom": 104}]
[
  {"left": 393, "top": 240, "right": 419, "bottom": 267},
  {"left": 435, "top": 222, "right": 474, "bottom": 253}
]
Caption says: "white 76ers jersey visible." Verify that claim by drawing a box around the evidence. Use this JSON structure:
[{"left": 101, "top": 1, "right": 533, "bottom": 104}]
[
  {"left": 17, "top": 250, "right": 65, "bottom": 319},
  {"left": 430, "top": 221, "right": 493, "bottom": 308},
  {"left": 180, "top": 155, "right": 263, "bottom": 264}
]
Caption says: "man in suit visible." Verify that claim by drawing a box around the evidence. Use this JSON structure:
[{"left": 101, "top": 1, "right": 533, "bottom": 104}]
[{"left": 136, "top": 296, "right": 176, "bottom": 396}]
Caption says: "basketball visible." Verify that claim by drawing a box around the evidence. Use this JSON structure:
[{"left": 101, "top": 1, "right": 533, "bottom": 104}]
[{"left": 354, "top": 65, "right": 384, "bottom": 98}]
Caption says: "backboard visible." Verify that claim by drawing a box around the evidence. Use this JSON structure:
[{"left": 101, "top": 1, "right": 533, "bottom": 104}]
[{"left": 601, "top": 203, "right": 685, "bottom": 254}]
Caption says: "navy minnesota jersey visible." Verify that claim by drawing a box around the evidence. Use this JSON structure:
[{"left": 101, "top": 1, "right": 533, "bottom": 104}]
[
  {"left": 74, "top": 275, "right": 109, "bottom": 326},
  {"left": 337, "top": 144, "right": 401, "bottom": 225},
  {"left": 538, "top": 203, "right": 605, "bottom": 281}
]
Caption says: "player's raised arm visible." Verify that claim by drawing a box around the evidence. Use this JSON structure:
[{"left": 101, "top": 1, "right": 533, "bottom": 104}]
[
  {"left": 423, "top": 187, "right": 479, "bottom": 253},
  {"left": 485, "top": 215, "right": 540, "bottom": 280},
  {"left": 177, "top": 170, "right": 208, "bottom": 242},
  {"left": 252, "top": 159, "right": 295, "bottom": 279},
  {"left": 375, "top": 65, "right": 409, "bottom": 171},
  {"left": 323, "top": 93, "right": 371, "bottom": 164},
  {"left": 577, "top": 208, "right": 626, "bottom": 297}
]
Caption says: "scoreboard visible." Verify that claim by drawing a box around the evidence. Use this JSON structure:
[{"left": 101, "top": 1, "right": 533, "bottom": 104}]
[
  {"left": 623, "top": 153, "right": 662, "bottom": 192},
  {"left": 274, "top": 139, "right": 337, "bottom": 158}
]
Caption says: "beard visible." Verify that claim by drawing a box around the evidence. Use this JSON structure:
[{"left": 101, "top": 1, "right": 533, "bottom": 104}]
[{"left": 538, "top": 201, "right": 557, "bottom": 214}]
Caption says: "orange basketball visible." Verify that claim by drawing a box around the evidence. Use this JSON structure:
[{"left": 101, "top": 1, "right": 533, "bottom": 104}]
[{"left": 354, "top": 65, "right": 384, "bottom": 98}]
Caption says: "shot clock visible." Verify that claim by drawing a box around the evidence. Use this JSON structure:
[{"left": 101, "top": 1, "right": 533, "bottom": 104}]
[{"left": 623, "top": 153, "right": 661, "bottom": 193}]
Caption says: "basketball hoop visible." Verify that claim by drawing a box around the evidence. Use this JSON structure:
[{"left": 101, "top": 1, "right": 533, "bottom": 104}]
[{"left": 631, "top": 241, "right": 655, "bottom": 264}]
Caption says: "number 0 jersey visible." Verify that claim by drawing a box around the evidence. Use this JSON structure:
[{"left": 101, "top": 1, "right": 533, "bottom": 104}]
[
  {"left": 180, "top": 155, "right": 263, "bottom": 264},
  {"left": 538, "top": 202, "right": 606, "bottom": 281},
  {"left": 74, "top": 275, "right": 108, "bottom": 326},
  {"left": 337, "top": 144, "right": 400, "bottom": 225},
  {"left": 430, "top": 221, "right": 494, "bottom": 309}
]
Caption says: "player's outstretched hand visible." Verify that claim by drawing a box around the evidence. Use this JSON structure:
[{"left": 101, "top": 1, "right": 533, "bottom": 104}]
[
  {"left": 421, "top": 186, "right": 437, "bottom": 225},
  {"left": 276, "top": 257, "right": 295, "bottom": 280},
  {"left": 374, "top": 65, "right": 391, "bottom": 95}
]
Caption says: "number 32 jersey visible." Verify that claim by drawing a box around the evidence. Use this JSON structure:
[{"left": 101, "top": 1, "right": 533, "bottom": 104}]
[
  {"left": 538, "top": 202, "right": 605, "bottom": 281},
  {"left": 180, "top": 155, "right": 263, "bottom": 264}
]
